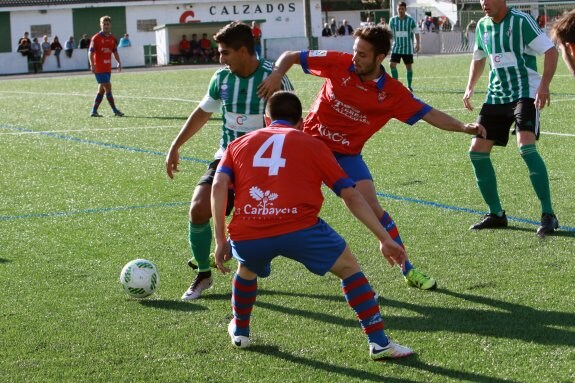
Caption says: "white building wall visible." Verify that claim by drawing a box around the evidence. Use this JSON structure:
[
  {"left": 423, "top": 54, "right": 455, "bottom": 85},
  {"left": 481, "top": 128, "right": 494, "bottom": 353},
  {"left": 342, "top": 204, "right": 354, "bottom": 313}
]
[{"left": 11, "top": 9, "right": 73, "bottom": 47}]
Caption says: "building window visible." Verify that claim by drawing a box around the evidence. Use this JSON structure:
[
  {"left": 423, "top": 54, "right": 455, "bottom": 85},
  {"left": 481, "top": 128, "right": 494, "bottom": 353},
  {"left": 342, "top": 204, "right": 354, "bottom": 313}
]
[
  {"left": 31, "top": 24, "right": 51, "bottom": 38},
  {"left": 137, "top": 19, "right": 157, "bottom": 32}
]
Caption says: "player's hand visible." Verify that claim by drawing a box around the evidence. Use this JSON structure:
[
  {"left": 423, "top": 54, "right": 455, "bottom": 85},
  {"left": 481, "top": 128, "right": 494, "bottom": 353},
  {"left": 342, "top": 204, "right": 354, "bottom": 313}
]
[
  {"left": 257, "top": 72, "right": 283, "bottom": 100},
  {"left": 464, "top": 122, "right": 486, "bottom": 138},
  {"left": 165, "top": 147, "right": 180, "bottom": 179},
  {"left": 462, "top": 88, "right": 474, "bottom": 111},
  {"left": 534, "top": 84, "right": 551, "bottom": 110},
  {"left": 117, "top": 63, "right": 122, "bottom": 73},
  {"left": 414, "top": 43, "right": 420, "bottom": 53},
  {"left": 379, "top": 240, "right": 407, "bottom": 270},
  {"left": 214, "top": 242, "right": 231, "bottom": 275}
]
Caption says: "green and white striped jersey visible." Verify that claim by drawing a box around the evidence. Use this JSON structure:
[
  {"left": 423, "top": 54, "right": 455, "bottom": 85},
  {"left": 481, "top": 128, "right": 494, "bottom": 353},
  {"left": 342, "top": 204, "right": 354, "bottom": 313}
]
[
  {"left": 474, "top": 8, "right": 554, "bottom": 104},
  {"left": 199, "top": 58, "right": 293, "bottom": 159},
  {"left": 389, "top": 15, "right": 418, "bottom": 55}
]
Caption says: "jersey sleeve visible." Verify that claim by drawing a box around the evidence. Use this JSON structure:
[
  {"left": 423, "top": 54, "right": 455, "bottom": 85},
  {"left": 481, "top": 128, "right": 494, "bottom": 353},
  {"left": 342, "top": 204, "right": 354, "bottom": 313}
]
[
  {"left": 299, "top": 50, "right": 349, "bottom": 78},
  {"left": 199, "top": 72, "right": 223, "bottom": 113},
  {"left": 216, "top": 144, "right": 235, "bottom": 182},
  {"left": 526, "top": 28, "right": 554, "bottom": 55},
  {"left": 473, "top": 20, "right": 488, "bottom": 60}
]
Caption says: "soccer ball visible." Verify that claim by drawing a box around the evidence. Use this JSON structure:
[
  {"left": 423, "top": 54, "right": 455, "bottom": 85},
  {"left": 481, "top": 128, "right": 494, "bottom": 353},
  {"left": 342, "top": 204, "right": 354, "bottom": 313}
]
[{"left": 120, "top": 259, "right": 160, "bottom": 298}]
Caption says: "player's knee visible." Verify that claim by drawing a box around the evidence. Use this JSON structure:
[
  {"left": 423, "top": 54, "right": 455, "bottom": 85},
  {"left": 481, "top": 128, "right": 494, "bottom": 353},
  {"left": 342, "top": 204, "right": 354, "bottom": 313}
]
[{"left": 189, "top": 202, "right": 211, "bottom": 223}]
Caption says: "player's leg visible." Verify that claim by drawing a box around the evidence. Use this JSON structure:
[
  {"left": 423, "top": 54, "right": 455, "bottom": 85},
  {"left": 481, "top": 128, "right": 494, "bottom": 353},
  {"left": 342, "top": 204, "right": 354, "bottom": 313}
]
[
  {"left": 336, "top": 154, "right": 435, "bottom": 290},
  {"left": 469, "top": 104, "right": 512, "bottom": 229},
  {"left": 330, "top": 245, "right": 414, "bottom": 359},
  {"left": 102, "top": 78, "right": 123, "bottom": 116},
  {"left": 91, "top": 77, "right": 106, "bottom": 117},
  {"left": 228, "top": 263, "right": 258, "bottom": 348},
  {"left": 514, "top": 100, "right": 558, "bottom": 235},
  {"left": 405, "top": 57, "right": 414, "bottom": 91},
  {"left": 390, "top": 54, "right": 400, "bottom": 79},
  {"left": 355, "top": 179, "right": 436, "bottom": 290},
  {"left": 181, "top": 162, "right": 219, "bottom": 300}
]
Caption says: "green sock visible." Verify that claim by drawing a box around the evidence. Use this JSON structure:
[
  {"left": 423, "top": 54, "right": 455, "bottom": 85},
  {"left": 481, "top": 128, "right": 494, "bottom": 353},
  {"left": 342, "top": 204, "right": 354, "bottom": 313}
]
[
  {"left": 391, "top": 67, "right": 398, "bottom": 79},
  {"left": 407, "top": 70, "right": 413, "bottom": 88},
  {"left": 189, "top": 222, "right": 212, "bottom": 272},
  {"left": 519, "top": 144, "right": 554, "bottom": 214},
  {"left": 470, "top": 151, "right": 503, "bottom": 214}
]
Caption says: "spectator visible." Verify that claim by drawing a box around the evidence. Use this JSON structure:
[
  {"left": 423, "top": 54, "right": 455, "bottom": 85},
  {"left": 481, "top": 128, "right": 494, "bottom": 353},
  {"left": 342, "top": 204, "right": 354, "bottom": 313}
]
[
  {"left": 330, "top": 18, "right": 337, "bottom": 36},
  {"left": 199, "top": 33, "right": 215, "bottom": 62},
  {"left": 64, "top": 36, "right": 75, "bottom": 58},
  {"left": 118, "top": 33, "right": 131, "bottom": 48},
  {"left": 79, "top": 34, "right": 90, "bottom": 49},
  {"left": 51, "top": 36, "right": 63, "bottom": 68},
  {"left": 212, "top": 90, "right": 413, "bottom": 359},
  {"left": 251, "top": 21, "right": 262, "bottom": 58},
  {"left": 190, "top": 33, "right": 202, "bottom": 63},
  {"left": 179, "top": 34, "right": 191, "bottom": 63},
  {"left": 464, "top": 20, "right": 477, "bottom": 51},
  {"left": 17, "top": 37, "right": 30, "bottom": 57},
  {"left": 424, "top": 15, "right": 433, "bottom": 32},
  {"left": 378, "top": 17, "right": 387, "bottom": 27},
  {"left": 338, "top": 19, "right": 354, "bottom": 36},
  {"left": 550, "top": 9, "right": 575, "bottom": 77},
  {"left": 41, "top": 35, "right": 51, "bottom": 65},
  {"left": 361, "top": 16, "right": 375, "bottom": 27},
  {"left": 18, "top": 31, "right": 31, "bottom": 47},
  {"left": 29, "top": 37, "right": 42, "bottom": 73},
  {"left": 321, "top": 23, "right": 332, "bottom": 37}
]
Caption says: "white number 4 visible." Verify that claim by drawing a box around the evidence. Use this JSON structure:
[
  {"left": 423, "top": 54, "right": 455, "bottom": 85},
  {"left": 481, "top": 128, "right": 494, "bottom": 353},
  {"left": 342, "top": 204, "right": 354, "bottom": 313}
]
[{"left": 253, "top": 134, "right": 286, "bottom": 176}]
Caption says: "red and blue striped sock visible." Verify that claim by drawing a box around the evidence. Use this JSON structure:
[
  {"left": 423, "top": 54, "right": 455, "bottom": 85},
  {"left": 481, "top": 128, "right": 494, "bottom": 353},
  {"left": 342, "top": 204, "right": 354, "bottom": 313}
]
[
  {"left": 106, "top": 92, "right": 118, "bottom": 113},
  {"left": 342, "top": 272, "right": 388, "bottom": 346},
  {"left": 380, "top": 211, "right": 413, "bottom": 274},
  {"left": 92, "top": 93, "right": 104, "bottom": 113},
  {"left": 231, "top": 273, "right": 257, "bottom": 337}
]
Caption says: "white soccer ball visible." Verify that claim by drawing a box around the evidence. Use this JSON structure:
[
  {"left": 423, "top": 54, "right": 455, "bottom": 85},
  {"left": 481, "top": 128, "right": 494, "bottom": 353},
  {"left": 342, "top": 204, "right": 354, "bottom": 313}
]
[{"left": 120, "top": 259, "right": 160, "bottom": 298}]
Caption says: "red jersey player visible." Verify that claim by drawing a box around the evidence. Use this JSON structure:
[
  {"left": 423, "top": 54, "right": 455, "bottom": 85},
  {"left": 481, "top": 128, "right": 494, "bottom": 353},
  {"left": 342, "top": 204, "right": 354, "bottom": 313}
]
[
  {"left": 88, "top": 15, "right": 123, "bottom": 117},
  {"left": 258, "top": 26, "right": 485, "bottom": 291},
  {"left": 211, "top": 90, "right": 413, "bottom": 360}
]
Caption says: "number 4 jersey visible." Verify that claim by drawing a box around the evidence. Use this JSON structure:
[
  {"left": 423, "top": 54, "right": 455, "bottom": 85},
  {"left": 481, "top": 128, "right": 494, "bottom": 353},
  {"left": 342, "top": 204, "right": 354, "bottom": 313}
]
[{"left": 217, "top": 124, "right": 355, "bottom": 241}]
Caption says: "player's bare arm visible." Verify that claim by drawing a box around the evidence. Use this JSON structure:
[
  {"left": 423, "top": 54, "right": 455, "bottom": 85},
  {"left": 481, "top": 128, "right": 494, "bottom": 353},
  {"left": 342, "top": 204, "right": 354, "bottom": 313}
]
[
  {"left": 113, "top": 51, "right": 122, "bottom": 72},
  {"left": 535, "top": 46, "right": 558, "bottom": 110},
  {"left": 339, "top": 186, "right": 407, "bottom": 268},
  {"left": 257, "top": 50, "right": 300, "bottom": 99},
  {"left": 463, "top": 57, "right": 486, "bottom": 111},
  {"left": 422, "top": 108, "right": 486, "bottom": 138},
  {"left": 211, "top": 172, "right": 232, "bottom": 275},
  {"left": 165, "top": 107, "right": 212, "bottom": 179}
]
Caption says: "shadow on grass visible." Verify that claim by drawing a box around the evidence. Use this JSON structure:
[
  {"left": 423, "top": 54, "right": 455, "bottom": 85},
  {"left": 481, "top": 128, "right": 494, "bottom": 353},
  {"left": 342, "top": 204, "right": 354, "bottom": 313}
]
[
  {"left": 382, "top": 288, "right": 575, "bottom": 347},
  {"left": 245, "top": 345, "right": 516, "bottom": 383},
  {"left": 256, "top": 288, "right": 575, "bottom": 347},
  {"left": 0, "top": 258, "right": 11, "bottom": 263},
  {"left": 139, "top": 299, "right": 208, "bottom": 312},
  {"left": 497, "top": 225, "right": 575, "bottom": 238}
]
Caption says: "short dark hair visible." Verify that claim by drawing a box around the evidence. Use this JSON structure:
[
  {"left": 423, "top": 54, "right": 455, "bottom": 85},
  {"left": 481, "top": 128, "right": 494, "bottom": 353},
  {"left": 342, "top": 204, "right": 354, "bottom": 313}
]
[
  {"left": 398, "top": 1, "right": 407, "bottom": 8},
  {"left": 353, "top": 25, "right": 393, "bottom": 56},
  {"left": 214, "top": 21, "right": 255, "bottom": 55},
  {"left": 550, "top": 10, "right": 575, "bottom": 45},
  {"left": 265, "top": 91, "right": 302, "bottom": 125}
]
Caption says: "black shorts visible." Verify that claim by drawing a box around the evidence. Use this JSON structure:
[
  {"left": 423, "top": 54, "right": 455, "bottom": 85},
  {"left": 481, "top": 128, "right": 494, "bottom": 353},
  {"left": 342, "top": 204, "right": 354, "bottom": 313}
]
[
  {"left": 477, "top": 98, "right": 540, "bottom": 147},
  {"left": 198, "top": 159, "right": 234, "bottom": 216},
  {"left": 390, "top": 53, "right": 414, "bottom": 64}
]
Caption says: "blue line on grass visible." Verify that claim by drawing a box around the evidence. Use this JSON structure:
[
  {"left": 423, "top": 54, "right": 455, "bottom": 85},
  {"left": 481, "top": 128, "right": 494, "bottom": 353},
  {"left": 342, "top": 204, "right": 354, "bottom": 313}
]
[
  {"left": 0, "top": 202, "right": 189, "bottom": 221},
  {"left": 0, "top": 124, "right": 209, "bottom": 165},
  {"left": 2, "top": 123, "right": 573, "bottom": 232}
]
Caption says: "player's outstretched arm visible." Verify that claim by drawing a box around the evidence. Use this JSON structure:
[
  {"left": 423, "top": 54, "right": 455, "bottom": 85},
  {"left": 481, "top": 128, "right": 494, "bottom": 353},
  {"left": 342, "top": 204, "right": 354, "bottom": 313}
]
[
  {"left": 257, "top": 50, "right": 300, "bottom": 99},
  {"left": 165, "top": 107, "right": 212, "bottom": 179},
  {"left": 422, "top": 108, "right": 486, "bottom": 138},
  {"left": 339, "top": 186, "right": 406, "bottom": 268},
  {"left": 211, "top": 172, "right": 232, "bottom": 275}
]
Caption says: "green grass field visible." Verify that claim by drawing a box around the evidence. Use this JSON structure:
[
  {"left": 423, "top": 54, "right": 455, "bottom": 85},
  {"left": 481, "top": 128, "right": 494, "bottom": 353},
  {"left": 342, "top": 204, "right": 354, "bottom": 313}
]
[{"left": 1, "top": 54, "right": 574, "bottom": 383}]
